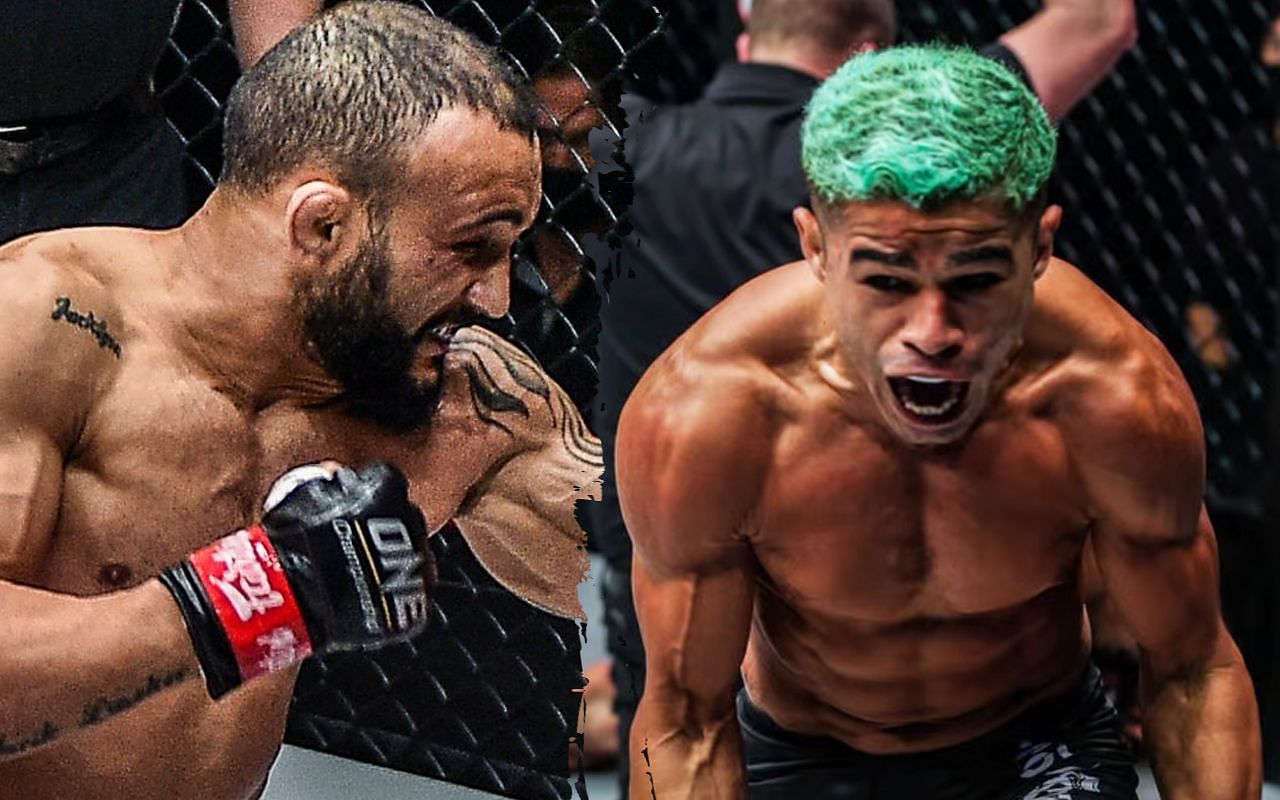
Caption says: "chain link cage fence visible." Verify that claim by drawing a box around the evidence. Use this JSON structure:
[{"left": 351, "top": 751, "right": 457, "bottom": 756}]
[
  {"left": 155, "top": 1, "right": 664, "bottom": 797},
  {"left": 625, "top": 0, "right": 1280, "bottom": 774}
]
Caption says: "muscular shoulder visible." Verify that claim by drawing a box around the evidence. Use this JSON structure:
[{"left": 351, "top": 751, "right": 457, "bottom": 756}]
[
  {"left": 421, "top": 325, "right": 601, "bottom": 510},
  {"left": 439, "top": 326, "right": 593, "bottom": 453},
  {"left": 1034, "top": 262, "right": 1202, "bottom": 541},
  {"left": 618, "top": 308, "right": 788, "bottom": 573},
  {"left": 0, "top": 235, "right": 125, "bottom": 443}
]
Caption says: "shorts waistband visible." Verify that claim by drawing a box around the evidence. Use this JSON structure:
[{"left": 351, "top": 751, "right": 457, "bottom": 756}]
[{"left": 739, "top": 663, "right": 1106, "bottom": 763}]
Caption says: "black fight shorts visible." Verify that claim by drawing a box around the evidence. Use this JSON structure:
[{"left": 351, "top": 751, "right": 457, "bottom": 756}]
[{"left": 739, "top": 665, "right": 1138, "bottom": 800}]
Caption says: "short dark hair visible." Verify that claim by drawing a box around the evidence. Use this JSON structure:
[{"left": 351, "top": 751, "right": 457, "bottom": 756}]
[
  {"left": 749, "top": 0, "right": 896, "bottom": 55},
  {"left": 221, "top": 0, "right": 538, "bottom": 198}
]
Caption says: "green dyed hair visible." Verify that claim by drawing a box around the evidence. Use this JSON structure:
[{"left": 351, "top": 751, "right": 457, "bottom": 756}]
[{"left": 801, "top": 44, "right": 1056, "bottom": 213}]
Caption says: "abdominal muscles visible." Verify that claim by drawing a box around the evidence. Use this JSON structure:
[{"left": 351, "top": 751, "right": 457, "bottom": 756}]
[{"left": 743, "top": 581, "right": 1089, "bottom": 753}]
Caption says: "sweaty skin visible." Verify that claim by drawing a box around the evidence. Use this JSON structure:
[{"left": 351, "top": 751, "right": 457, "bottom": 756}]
[
  {"left": 619, "top": 207, "right": 1258, "bottom": 798},
  {"left": 0, "top": 115, "right": 600, "bottom": 799}
]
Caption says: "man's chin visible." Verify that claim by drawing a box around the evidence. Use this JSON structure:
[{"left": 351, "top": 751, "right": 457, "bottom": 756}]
[{"left": 880, "top": 401, "right": 982, "bottom": 449}]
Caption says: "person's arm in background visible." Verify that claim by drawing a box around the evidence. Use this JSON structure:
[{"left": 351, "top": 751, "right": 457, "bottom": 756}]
[
  {"left": 229, "top": 0, "right": 325, "bottom": 70},
  {"left": 999, "top": 0, "right": 1138, "bottom": 121}
]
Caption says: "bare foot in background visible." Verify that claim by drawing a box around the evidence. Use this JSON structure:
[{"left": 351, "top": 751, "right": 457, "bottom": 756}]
[{"left": 579, "top": 659, "right": 620, "bottom": 770}]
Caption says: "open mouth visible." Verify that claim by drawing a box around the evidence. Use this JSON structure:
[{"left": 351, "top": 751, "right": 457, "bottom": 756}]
[{"left": 887, "top": 376, "right": 969, "bottom": 425}]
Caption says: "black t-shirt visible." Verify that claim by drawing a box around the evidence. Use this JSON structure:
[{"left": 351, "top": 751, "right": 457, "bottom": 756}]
[
  {"left": 593, "top": 45, "right": 1032, "bottom": 562},
  {"left": 1, "top": 0, "right": 181, "bottom": 121}
]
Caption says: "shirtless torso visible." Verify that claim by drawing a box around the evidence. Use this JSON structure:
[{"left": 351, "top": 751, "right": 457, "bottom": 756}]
[
  {"left": 0, "top": 228, "right": 598, "bottom": 800},
  {"left": 619, "top": 247, "right": 1254, "bottom": 796},
  {"left": 752, "top": 262, "right": 1123, "bottom": 742}
]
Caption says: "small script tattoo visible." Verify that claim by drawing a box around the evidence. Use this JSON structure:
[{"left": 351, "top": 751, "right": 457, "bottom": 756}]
[
  {"left": 51, "top": 296, "right": 122, "bottom": 358},
  {"left": 80, "top": 668, "right": 191, "bottom": 728},
  {"left": 0, "top": 721, "right": 60, "bottom": 757},
  {"left": 0, "top": 668, "right": 191, "bottom": 756}
]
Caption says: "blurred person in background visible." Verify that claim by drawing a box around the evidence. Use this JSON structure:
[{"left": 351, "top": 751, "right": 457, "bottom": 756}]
[
  {"left": 0, "top": 0, "right": 341, "bottom": 247},
  {"left": 1180, "top": 5, "right": 1280, "bottom": 781},
  {"left": 1, "top": 2, "right": 188, "bottom": 244}
]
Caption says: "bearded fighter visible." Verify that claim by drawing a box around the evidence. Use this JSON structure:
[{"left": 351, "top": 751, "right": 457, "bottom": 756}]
[
  {"left": 0, "top": 4, "right": 600, "bottom": 799},
  {"left": 617, "top": 46, "right": 1259, "bottom": 799}
]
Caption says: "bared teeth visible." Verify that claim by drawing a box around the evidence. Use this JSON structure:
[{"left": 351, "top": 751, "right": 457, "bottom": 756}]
[
  {"left": 902, "top": 393, "right": 960, "bottom": 416},
  {"left": 890, "top": 377, "right": 966, "bottom": 419}
]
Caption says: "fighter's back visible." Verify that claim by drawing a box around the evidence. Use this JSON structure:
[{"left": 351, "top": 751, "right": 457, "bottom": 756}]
[{"left": 619, "top": 255, "right": 1198, "bottom": 755}]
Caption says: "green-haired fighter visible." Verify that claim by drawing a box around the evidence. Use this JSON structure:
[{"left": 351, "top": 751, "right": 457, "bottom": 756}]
[{"left": 617, "top": 45, "right": 1260, "bottom": 799}]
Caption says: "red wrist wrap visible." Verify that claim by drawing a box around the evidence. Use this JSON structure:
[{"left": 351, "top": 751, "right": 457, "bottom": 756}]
[{"left": 187, "top": 525, "right": 314, "bottom": 682}]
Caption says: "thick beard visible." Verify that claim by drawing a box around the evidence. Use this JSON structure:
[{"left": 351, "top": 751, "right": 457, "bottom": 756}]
[{"left": 301, "top": 236, "right": 441, "bottom": 433}]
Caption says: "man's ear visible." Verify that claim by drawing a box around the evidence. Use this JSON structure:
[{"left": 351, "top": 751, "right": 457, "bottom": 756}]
[
  {"left": 1031, "top": 204, "right": 1062, "bottom": 281},
  {"left": 794, "top": 205, "right": 828, "bottom": 282},
  {"left": 285, "top": 181, "right": 357, "bottom": 260}
]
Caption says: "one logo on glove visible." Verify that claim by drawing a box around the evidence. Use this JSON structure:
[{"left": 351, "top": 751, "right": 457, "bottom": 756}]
[
  {"left": 366, "top": 518, "right": 429, "bottom": 632},
  {"left": 190, "top": 526, "right": 313, "bottom": 682},
  {"left": 335, "top": 517, "right": 429, "bottom": 634}
]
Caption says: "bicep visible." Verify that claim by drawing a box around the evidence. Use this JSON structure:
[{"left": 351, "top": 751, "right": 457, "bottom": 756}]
[
  {"left": 0, "top": 433, "right": 63, "bottom": 577},
  {"left": 620, "top": 417, "right": 759, "bottom": 720},
  {"left": 1093, "top": 504, "right": 1221, "bottom": 667},
  {"left": 617, "top": 359, "right": 770, "bottom": 719}
]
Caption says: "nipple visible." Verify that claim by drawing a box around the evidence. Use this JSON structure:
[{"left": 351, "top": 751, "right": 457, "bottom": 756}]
[{"left": 97, "top": 562, "right": 134, "bottom": 588}]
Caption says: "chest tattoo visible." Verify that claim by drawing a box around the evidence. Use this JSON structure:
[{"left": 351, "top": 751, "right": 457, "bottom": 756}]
[{"left": 51, "top": 297, "right": 122, "bottom": 357}]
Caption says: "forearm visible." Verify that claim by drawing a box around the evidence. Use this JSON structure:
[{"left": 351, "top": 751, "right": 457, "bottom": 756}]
[
  {"left": 229, "top": 0, "right": 324, "bottom": 70},
  {"left": 630, "top": 697, "right": 747, "bottom": 800},
  {"left": 0, "top": 579, "right": 197, "bottom": 760},
  {"left": 999, "top": 0, "right": 1137, "bottom": 120},
  {"left": 1142, "top": 635, "right": 1260, "bottom": 800}
]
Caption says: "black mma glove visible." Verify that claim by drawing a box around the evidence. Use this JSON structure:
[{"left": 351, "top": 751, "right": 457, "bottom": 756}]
[{"left": 158, "top": 461, "right": 435, "bottom": 699}]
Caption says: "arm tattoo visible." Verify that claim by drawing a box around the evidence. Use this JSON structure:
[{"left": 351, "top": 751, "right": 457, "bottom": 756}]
[
  {"left": 453, "top": 335, "right": 547, "bottom": 436},
  {"left": 460, "top": 358, "right": 529, "bottom": 436},
  {"left": 0, "top": 667, "right": 190, "bottom": 757},
  {"left": 79, "top": 667, "right": 191, "bottom": 727},
  {"left": 51, "top": 297, "right": 122, "bottom": 358},
  {"left": 0, "top": 721, "right": 60, "bottom": 757},
  {"left": 549, "top": 380, "right": 604, "bottom": 469},
  {"left": 452, "top": 334, "right": 602, "bottom": 469}
]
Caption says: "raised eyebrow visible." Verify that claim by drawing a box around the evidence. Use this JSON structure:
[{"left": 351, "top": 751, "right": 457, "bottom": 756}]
[
  {"left": 947, "top": 245, "right": 1014, "bottom": 268},
  {"left": 850, "top": 248, "right": 917, "bottom": 268}
]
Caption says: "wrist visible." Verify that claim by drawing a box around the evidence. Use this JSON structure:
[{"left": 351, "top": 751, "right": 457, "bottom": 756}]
[{"left": 160, "top": 525, "right": 314, "bottom": 698}]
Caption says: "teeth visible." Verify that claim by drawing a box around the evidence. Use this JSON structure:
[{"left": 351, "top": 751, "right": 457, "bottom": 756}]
[
  {"left": 891, "top": 376, "right": 964, "bottom": 419},
  {"left": 905, "top": 376, "right": 949, "bottom": 384},
  {"left": 902, "top": 395, "right": 960, "bottom": 417}
]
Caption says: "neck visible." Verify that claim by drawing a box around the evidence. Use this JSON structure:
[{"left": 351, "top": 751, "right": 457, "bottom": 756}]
[
  {"left": 156, "top": 188, "right": 341, "bottom": 409},
  {"left": 745, "top": 41, "right": 873, "bottom": 80},
  {"left": 746, "top": 50, "right": 836, "bottom": 81}
]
